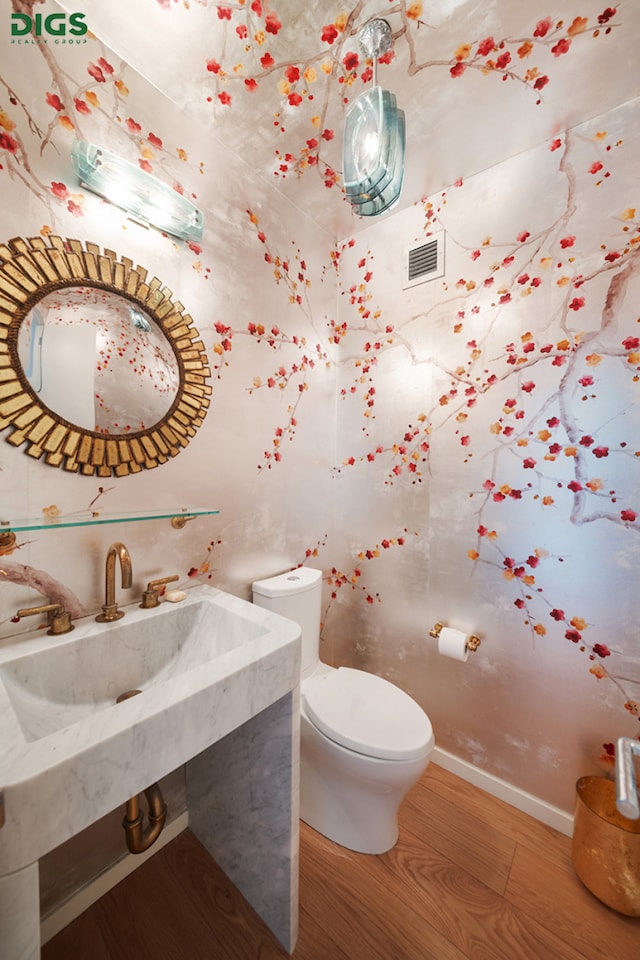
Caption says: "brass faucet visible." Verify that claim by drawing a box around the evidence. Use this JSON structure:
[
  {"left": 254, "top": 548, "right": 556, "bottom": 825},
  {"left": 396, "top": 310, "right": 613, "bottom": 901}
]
[
  {"left": 96, "top": 542, "right": 133, "bottom": 623},
  {"left": 16, "top": 601, "right": 74, "bottom": 635}
]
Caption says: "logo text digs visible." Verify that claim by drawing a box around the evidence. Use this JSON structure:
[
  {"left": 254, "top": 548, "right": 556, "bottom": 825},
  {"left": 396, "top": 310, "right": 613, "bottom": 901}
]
[{"left": 11, "top": 12, "right": 88, "bottom": 43}]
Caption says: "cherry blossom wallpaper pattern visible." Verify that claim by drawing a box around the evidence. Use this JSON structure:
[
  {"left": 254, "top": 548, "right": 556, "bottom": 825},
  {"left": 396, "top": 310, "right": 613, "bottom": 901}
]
[
  {"left": 52, "top": 0, "right": 636, "bottom": 236},
  {"left": 326, "top": 100, "right": 640, "bottom": 808},
  {"left": 0, "top": 2, "right": 337, "bottom": 645},
  {"left": 0, "top": 0, "right": 638, "bottom": 818}
]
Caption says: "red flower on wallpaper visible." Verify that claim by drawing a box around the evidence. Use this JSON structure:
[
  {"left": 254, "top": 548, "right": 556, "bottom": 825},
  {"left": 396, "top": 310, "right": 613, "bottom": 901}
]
[
  {"left": 533, "top": 17, "right": 553, "bottom": 37},
  {"left": 261, "top": 52, "right": 274, "bottom": 68},
  {"left": 51, "top": 181, "right": 68, "bottom": 199},
  {"left": 217, "top": 6, "right": 232, "bottom": 19},
  {"left": 598, "top": 8, "right": 617, "bottom": 25},
  {"left": 218, "top": 91, "right": 232, "bottom": 106},
  {"left": 148, "top": 132, "right": 163, "bottom": 148},
  {"left": 477, "top": 36, "right": 495, "bottom": 57},
  {"left": 551, "top": 38, "right": 571, "bottom": 57},
  {"left": 321, "top": 24, "right": 339, "bottom": 44},
  {"left": 206, "top": 59, "right": 221, "bottom": 74},
  {"left": 0, "top": 132, "right": 19, "bottom": 154},
  {"left": 87, "top": 58, "right": 113, "bottom": 83},
  {"left": 46, "top": 92, "right": 64, "bottom": 111},
  {"left": 265, "top": 13, "right": 282, "bottom": 35},
  {"left": 621, "top": 509, "right": 637, "bottom": 522},
  {"left": 592, "top": 643, "right": 612, "bottom": 658},
  {"left": 87, "top": 62, "right": 107, "bottom": 83}
]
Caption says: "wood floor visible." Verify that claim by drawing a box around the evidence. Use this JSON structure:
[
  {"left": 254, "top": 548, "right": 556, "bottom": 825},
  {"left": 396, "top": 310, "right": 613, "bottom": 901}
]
[{"left": 43, "top": 763, "right": 639, "bottom": 960}]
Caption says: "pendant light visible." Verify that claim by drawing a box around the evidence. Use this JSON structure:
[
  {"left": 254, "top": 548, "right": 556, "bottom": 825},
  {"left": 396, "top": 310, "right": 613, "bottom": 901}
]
[{"left": 342, "top": 19, "right": 405, "bottom": 217}]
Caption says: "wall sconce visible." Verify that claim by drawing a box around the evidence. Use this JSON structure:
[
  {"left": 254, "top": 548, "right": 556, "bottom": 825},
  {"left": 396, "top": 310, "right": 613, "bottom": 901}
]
[
  {"left": 71, "top": 140, "right": 203, "bottom": 243},
  {"left": 342, "top": 19, "right": 405, "bottom": 217}
]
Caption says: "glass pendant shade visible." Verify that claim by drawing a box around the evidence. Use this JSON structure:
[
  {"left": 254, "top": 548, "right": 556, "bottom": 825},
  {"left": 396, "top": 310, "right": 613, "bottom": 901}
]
[
  {"left": 71, "top": 140, "right": 203, "bottom": 243},
  {"left": 343, "top": 87, "right": 405, "bottom": 218},
  {"left": 349, "top": 110, "right": 405, "bottom": 216}
]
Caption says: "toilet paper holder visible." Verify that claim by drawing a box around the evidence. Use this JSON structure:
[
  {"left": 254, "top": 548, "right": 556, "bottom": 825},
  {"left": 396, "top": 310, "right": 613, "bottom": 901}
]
[{"left": 429, "top": 622, "right": 481, "bottom": 652}]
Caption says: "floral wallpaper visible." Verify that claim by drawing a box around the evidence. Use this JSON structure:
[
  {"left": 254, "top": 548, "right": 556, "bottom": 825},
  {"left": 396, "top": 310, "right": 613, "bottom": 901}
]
[{"left": 1, "top": 0, "right": 639, "bottom": 836}]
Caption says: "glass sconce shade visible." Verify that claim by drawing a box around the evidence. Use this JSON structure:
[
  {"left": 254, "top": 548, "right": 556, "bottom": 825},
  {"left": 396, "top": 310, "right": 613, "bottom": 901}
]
[
  {"left": 343, "top": 88, "right": 405, "bottom": 217},
  {"left": 343, "top": 88, "right": 397, "bottom": 197},
  {"left": 349, "top": 110, "right": 405, "bottom": 216},
  {"left": 71, "top": 140, "right": 203, "bottom": 243}
]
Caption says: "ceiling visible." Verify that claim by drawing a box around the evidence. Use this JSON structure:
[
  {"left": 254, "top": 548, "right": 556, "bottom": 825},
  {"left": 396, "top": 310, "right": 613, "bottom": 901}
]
[{"left": 58, "top": 0, "right": 639, "bottom": 239}]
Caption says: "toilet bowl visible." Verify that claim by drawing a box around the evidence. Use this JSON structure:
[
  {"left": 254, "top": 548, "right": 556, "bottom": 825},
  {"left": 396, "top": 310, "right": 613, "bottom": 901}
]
[{"left": 252, "top": 567, "right": 434, "bottom": 854}]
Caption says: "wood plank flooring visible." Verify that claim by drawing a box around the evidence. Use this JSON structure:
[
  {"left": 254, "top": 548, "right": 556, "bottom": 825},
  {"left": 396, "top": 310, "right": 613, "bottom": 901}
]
[{"left": 43, "top": 763, "right": 639, "bottom": 959}]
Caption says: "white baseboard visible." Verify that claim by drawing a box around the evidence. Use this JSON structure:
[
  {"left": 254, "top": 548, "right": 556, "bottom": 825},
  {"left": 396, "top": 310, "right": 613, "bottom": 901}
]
[
  {"left": 432, "top": 747, "right": 574, "bottom": 838},
  {"left": 40, "top": 811, "right": 189, "bottom": 945}
]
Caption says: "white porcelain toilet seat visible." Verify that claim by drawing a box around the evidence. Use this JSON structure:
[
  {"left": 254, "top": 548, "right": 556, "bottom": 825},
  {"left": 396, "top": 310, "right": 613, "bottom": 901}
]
[{"left": 302, "top": 667, "right": 433, "bottom": 762}]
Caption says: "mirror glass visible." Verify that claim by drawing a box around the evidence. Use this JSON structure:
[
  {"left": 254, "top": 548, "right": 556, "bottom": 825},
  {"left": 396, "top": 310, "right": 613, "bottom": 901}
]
[
  {"left": 0, "top": 235, "right": 211, "bottom": 477},
  {"left": 17, "top": 287, "right": 180, "bottom": 434}
]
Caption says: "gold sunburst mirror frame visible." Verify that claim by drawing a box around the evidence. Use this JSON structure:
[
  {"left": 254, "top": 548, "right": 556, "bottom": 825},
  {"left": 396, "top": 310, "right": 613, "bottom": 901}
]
[{"left": 0, "top": 235, "right": 211, "bottom": 477}]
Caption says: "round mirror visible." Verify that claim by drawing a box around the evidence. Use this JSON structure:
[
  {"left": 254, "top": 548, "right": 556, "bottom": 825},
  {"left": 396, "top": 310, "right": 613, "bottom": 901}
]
[
  {"left": 0, "top": 235, "right": 211, "bottom": 476},
  {"left": 17, "top": 287, "right": 180, "bottom": 435}
]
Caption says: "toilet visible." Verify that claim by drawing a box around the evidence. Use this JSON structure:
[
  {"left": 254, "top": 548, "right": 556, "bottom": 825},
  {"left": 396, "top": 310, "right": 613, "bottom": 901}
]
[{"left": 252, "top": 566, "right": 434, "bottom": 854}]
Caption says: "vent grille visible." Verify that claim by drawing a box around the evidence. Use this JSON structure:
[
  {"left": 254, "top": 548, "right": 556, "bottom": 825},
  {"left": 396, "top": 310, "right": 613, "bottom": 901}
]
[
  {"left": 403, "top": 231, "right": 445, "bottom": 289},
  {"left": 408, "top": 240, "right": 438, "bottom": 280}
]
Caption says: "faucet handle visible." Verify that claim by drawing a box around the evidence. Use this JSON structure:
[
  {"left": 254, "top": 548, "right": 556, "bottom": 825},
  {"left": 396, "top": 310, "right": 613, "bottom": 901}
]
[
  {"left": 140, "top": 575, "right": 180, "bottom": 609},
  {"left": 16, "top": 602, "right": 74, "bottom": 636}
]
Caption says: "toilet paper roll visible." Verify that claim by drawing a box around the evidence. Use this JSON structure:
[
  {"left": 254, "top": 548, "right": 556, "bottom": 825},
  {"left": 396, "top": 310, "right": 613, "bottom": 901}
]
[{"left": 438, "top": 626, "right": 469, "bottom": 662}]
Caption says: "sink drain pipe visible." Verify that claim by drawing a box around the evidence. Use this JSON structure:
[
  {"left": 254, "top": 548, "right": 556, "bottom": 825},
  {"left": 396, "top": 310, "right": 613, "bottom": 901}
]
[
  {"left": 122, "top": 784, "right": 167, "bottom": 854},
  {"left": 116, "top": 689, "right": 168, "bottom": 854}
]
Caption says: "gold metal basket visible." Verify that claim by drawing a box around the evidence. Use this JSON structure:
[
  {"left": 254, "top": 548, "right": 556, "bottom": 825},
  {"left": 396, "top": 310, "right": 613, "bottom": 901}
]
[{"left": 572, "top": 776, "right": 640, "bottom": 916}]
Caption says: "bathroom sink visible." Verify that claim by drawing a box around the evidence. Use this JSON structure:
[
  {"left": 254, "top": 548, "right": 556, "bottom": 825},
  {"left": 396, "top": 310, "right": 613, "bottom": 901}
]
[
  {"left": 0, "top": 584, "right": 300, "bottom": 875},
  {"left": 0, "top": 598, "right": 263, "bottom": 741}
]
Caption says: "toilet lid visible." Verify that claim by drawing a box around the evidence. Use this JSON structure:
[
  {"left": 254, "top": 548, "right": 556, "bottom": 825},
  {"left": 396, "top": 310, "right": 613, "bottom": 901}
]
[{"left": 302, "top": 667, "right": 433, "bottom": 761}]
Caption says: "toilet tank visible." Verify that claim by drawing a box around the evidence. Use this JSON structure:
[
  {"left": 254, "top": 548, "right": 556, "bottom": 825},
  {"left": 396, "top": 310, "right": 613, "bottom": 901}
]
[{"left": 252, "top": 567, "right": 322, "bottom": 679}]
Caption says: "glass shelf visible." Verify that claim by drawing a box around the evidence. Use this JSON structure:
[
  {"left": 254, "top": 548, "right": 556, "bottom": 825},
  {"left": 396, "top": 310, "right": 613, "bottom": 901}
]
[{"left": 0, "top": 507, "right": 219, "bottom": 534}]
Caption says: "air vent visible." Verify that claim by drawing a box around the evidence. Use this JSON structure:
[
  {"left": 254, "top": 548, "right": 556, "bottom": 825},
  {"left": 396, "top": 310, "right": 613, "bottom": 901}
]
[{"left": 403, "top": 231, "right": 445, "bottom": 289}]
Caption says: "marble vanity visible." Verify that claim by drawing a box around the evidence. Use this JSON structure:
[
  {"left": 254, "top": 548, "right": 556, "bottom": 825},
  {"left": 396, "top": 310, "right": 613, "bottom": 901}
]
[{"left": 0, "top": 584, "right": 301, "bottom": 959}]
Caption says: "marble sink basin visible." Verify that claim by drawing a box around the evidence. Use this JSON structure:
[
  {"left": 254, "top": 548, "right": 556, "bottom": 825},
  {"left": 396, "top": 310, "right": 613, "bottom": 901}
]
[
  {"left": 0, "top": 597, "right": 263, "bottom": 741},
  {"left": 0, "top": 584, "right": 300, "bottom": 874}
]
